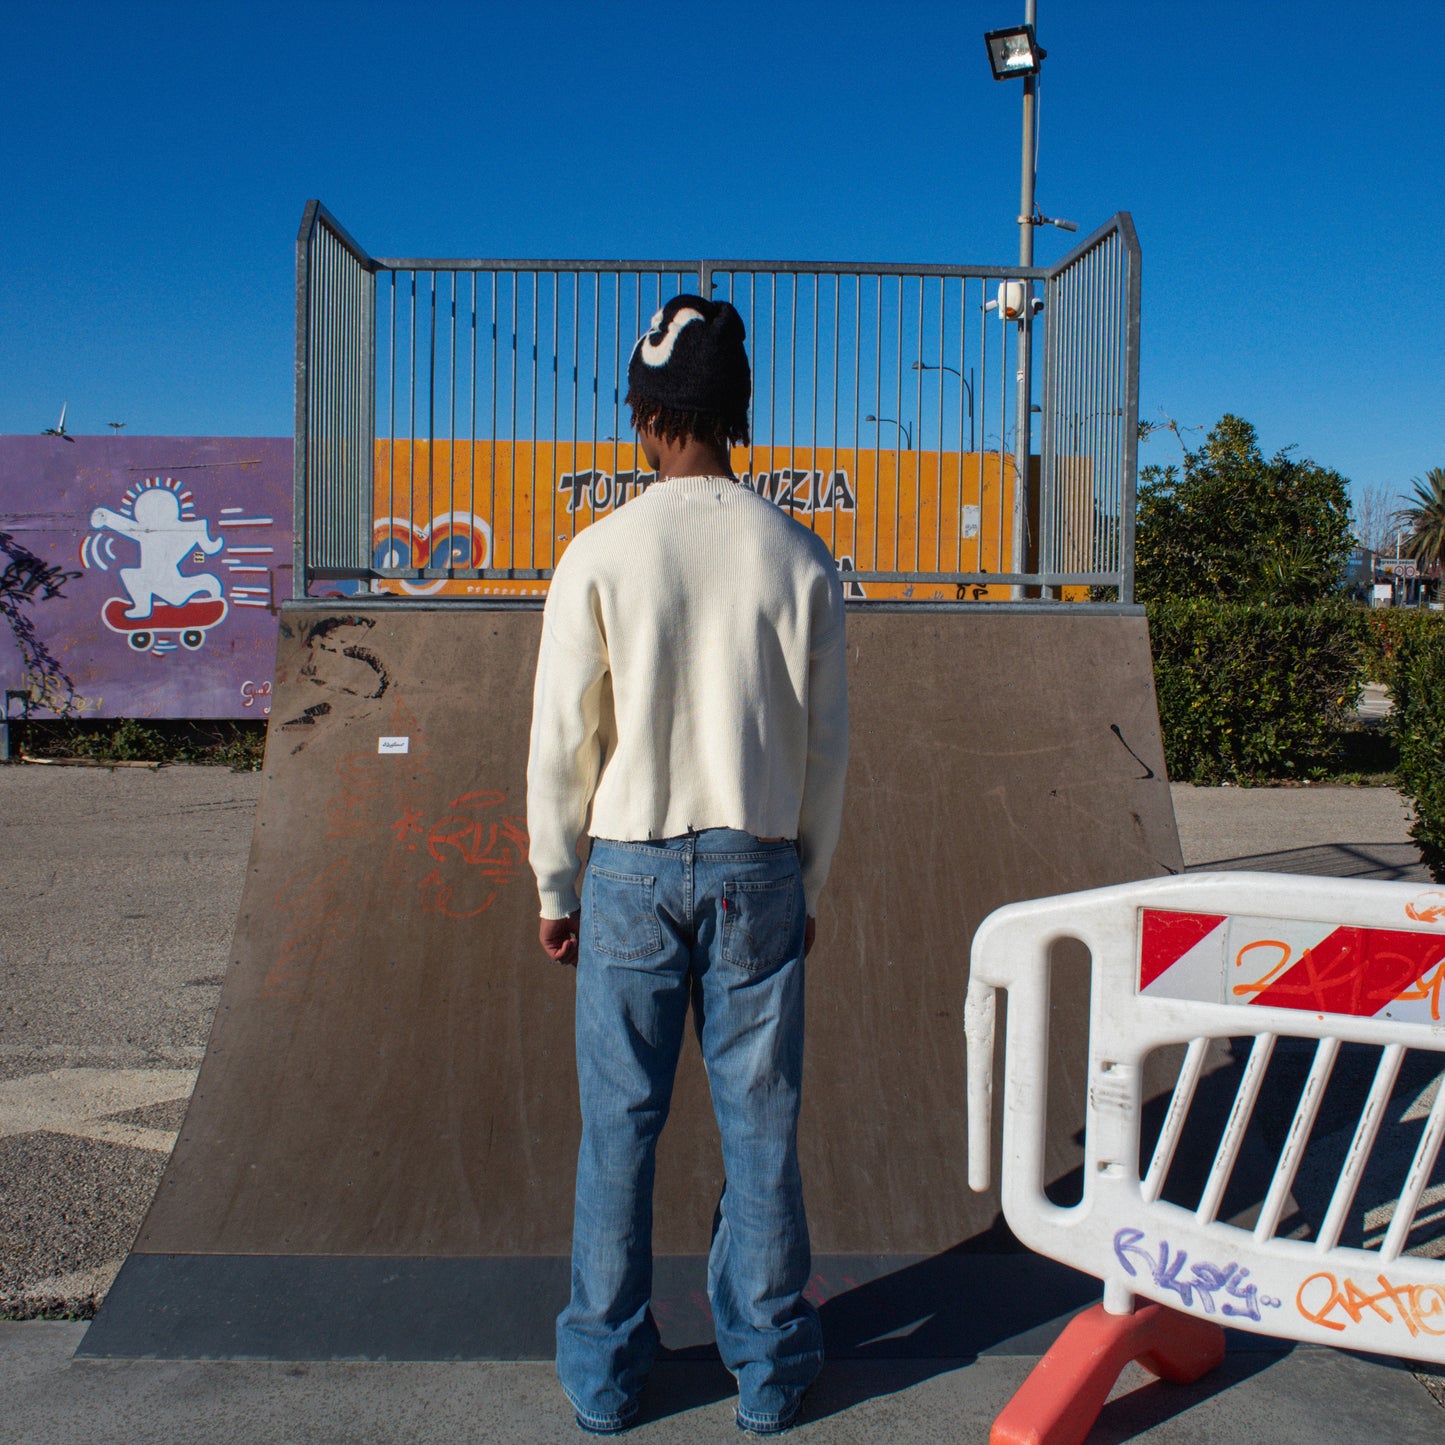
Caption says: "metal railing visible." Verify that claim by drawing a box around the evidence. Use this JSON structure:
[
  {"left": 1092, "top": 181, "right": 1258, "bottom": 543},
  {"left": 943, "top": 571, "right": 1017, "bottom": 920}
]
[
  {"left": 1039, "top": 213, "right": 1141, "bottom": 598},
  {"left": 294, "top": 202, "right": 1140, "bottom": 602}
]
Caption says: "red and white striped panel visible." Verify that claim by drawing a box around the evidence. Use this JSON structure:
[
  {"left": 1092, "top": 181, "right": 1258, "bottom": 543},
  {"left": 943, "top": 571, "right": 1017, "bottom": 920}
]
[{"left": 1138, "top": 908, "right": 1445, "bottom": 1024}]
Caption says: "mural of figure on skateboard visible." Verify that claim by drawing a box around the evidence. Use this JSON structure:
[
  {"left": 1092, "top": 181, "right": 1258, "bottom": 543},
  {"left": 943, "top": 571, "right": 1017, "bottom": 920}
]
[{"left": 90, "top": 481, "right": 223, "bottom": 619}]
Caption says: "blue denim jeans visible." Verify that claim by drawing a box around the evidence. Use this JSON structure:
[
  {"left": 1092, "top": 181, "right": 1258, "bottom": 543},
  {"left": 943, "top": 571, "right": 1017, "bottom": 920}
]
[{"left": 557, "top": 829, "right": 822, "bottom": 1434}]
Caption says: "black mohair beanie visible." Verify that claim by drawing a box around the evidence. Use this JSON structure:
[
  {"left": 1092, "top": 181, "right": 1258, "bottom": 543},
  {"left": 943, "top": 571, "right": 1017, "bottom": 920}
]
[{"left": 626, "top": 295, "right": 750, "bottom": 416}]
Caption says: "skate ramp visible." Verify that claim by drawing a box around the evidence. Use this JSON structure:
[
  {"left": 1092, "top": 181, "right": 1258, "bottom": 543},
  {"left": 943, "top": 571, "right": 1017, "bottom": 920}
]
[{"left": 82, "top": 602, "right": 1182, "bottom": 1359}]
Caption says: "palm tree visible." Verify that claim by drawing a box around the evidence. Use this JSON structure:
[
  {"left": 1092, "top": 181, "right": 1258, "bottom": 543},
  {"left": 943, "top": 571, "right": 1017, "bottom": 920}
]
[{"left": 1399, "top": 467, "right": 1445, "bottom": 569}]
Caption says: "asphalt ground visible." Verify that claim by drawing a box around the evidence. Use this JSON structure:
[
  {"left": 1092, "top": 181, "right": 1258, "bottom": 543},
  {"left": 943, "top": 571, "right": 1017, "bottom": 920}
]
[{"left": 0, "top": 764, "right": 1441, "bottom": 1440}]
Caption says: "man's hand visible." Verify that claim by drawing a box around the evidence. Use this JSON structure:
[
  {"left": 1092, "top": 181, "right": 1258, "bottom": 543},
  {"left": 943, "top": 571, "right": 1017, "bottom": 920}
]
[
  {"left": 804, "top": 915, "right": 816, "bottom": 958},
  {"left": 540, "top": 911, "right": 581, "bottom": 966}
]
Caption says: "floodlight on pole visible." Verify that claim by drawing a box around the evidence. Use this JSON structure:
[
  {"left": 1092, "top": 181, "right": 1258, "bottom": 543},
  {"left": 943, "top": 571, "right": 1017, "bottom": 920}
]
[{"left": 984, "top": 23, "right": 1044, "bottom": 79}]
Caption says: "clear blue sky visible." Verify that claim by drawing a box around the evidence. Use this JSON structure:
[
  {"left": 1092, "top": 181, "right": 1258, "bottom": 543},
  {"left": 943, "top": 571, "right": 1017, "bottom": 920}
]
[{"left": 4, "top": 0, "right": 1442, "bottom": 511}]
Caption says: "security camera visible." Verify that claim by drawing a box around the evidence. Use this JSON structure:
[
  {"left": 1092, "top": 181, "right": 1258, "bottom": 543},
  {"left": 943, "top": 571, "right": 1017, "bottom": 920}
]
[{"left": 1030, "top": 297, "right": 1045, "bottom": 316}]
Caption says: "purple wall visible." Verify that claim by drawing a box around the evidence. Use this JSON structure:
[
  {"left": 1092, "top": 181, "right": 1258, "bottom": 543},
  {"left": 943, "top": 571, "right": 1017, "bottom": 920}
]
[{"left": 1, "top": 436, "right": 291, "bottom": 720}]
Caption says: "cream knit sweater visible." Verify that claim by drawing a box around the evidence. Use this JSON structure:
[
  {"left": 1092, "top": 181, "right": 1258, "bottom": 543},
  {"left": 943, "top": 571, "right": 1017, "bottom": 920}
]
[{"left": 526, "top": 474, "right": 849, "bottom": 919}]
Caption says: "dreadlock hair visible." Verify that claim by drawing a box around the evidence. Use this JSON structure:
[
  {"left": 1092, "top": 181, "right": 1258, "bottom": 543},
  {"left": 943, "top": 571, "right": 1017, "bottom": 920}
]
[{"left": 627, "top": 390, "right": 751, "bottom": 453}]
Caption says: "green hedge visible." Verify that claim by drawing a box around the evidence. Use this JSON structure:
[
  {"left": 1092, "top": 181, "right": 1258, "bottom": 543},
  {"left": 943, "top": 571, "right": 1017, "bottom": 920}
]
[
  {"left": 1147, "top": 600, "right": 1368, "bottom": 785},
  {"left": 1382, "top": 615, "right": 1445, "bottom": 882},
  {"left": 1360, "top": 607, "right": 1445, "bottom": 685}
]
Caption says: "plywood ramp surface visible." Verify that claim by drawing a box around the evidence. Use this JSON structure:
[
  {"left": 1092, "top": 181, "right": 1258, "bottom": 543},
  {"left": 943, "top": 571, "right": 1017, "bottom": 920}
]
[{"left": 98, "top": 603, "right": 1180, "bottom": 1355}]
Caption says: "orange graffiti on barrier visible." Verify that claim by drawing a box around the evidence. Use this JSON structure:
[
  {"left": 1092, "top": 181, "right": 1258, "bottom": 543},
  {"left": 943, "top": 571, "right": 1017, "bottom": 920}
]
[
  {"left": 1297, "top": 1271, "right": 1445, "bottom": 1338},
  {"left": 1230, "top": 926, "right": 1445, "bottom": 1020},
  {"left": 1231, "top": 939, "right": 1294, "bottom": 998},
  {"left": 1406, "top": 892, "right": 1445, "bottom": 925},
  {"left": 1391, "top": 959, "right": 1445, "bottom": 1020}
]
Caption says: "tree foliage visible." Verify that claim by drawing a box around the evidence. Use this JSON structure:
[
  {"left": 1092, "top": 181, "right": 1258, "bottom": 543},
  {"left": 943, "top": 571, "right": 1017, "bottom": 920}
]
[
  {"left": 1399, "top": 466, "right": 1445, "bottom": 569},
  {"left": 1134, "top": 414, "right": 1354, "bottom": 604}
]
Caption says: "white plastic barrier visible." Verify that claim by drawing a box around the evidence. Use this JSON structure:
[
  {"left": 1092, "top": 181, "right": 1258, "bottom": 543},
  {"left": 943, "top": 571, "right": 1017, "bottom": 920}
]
[{"left": 966, "top": 872, "right": 1445, "bottom": 1361}]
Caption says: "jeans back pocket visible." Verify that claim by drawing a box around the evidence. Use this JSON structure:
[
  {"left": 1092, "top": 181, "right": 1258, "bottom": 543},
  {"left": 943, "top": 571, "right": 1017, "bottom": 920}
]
[
  {"left": 587, "top": 865, "right": 662, "bottom": 961},
  {"left": 721, "top": 876, "right": 800, "bottom": 974}
]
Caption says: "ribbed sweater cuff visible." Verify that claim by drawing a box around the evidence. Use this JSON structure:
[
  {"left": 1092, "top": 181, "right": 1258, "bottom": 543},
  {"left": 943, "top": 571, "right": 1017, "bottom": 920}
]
[{"left": 538, "top": 886, "right": 580, "bottom": 919}]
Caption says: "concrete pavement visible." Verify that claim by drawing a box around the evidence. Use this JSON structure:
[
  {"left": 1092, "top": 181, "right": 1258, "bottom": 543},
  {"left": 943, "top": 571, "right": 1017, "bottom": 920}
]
[{"left": 1, "top": 764, "right": 1441, "bottom": 1440}]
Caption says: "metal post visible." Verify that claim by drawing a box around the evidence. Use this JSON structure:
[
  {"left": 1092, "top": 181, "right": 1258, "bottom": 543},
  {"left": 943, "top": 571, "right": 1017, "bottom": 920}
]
[{"left": 1012, "top": 0, "right": 1038, "bottom": 599}]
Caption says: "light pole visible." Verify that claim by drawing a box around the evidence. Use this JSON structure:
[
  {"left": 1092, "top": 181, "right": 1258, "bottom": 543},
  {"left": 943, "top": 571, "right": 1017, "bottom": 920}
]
[
  {"left": 986, "top": 6, "right": 1047, "bottom": 594},
  {"left": 912, "top": 361, "right": 976, "bottom": 452},
  {"left": 864, "top": 415, "right": 912, "bottom": 450}
]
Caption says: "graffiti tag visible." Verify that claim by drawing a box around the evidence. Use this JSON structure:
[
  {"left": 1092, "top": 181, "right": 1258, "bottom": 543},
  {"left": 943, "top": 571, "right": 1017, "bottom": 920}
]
[
  {"left": 1113, "top": 1227, "right": 1282, "bottom": 1321},
  {"left": 241, "top": 679, "right": 272, "bottom": 714},
  {"left": 1406, "top": 892, "right": 1445, "bottom": 925},
  {"left": 1297, "top": 1271, "right": 1445, "bottom": 1338},
  {"left": 557, "top": 467, "right": 857, "bottom": 517},
  {"left": 737, "top": 469, "right": 856, "bottom": 514},
  {"left": 389, "top": 789, "right": 529, "bottom": 919}
]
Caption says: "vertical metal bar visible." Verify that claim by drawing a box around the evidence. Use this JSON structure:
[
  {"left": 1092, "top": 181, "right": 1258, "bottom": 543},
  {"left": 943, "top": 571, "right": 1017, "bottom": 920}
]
[
  {"left": 832, "top": 271, "right": 843, "bottom": 551},
  {"left": 807, "top": 274, "right": 818, "bottom": 532},
  {"left": 427, "top": 273, "right": 437, "bottom": 553},
  {"left": 769, "top": 276, "right": 777, "bottom": 487},
  {"left": 292, "top": 205, "right": 315, "bottom": 598},
  {"left": 362, "top": 258, "right": 375, "bottom": 575},
  {"left": 914, "top": 276, "right": 924, "bottom": 573},
  {"left": 408, "top": 273, "right": 417, "bottom": 556},
  {"left": 747, "top": 274, "right": 757, "bottom": 481},
  {"left": 952, "top": 277, "right": 962, "bottom": 574},
  {"left": 470, "top": 272, "right": 478, "bottom": 564},
  {"left": 1038, "top": 265, "right": 1057, "bottom": 590},
  {"left": 591, "top": 276, "right": 600, "bottom": 531},
  {"left": 531, "top": 271, "right": 539, "bottom": 567},
  {"left": 895, "top": 275, "right": 903, "bottom": 572},
  {"left": 788, "top": 275, "right": 797, "bottom": 513},
  {"left": 490, "top": 273, "right": 498, "bottom": 561},
  {"left": 1120, "top": 217, "right": 1142, "bottom": 602},
  {"left": 1316, "top": 1043, "right": 1406, "bottom": 1252},
  {"left": 509, "top": 275, "right": 518, "bottom": 568},
  {"left": 571, "top": 272, "right": 580, "bottom": 538},
  {"left": 997, "top": 306, "right": 1008, "bottom": 571},
  {"left": 613, "top": 276, "right": 621, "bottom": 506},
  {"left": 851, "top": 274, "right": 860, "bottom": 577},
  {"left": 388, "top": 273, "right": 397, "bottom": 572},
  {"left": 873, "top": 276, "right": 881, "bottom": 575},
  {"left": 935, "top": 277, "right": 945, "bottom": 573},
  {"left": 551, "top": 272, "right": 559, "bottom": 569},
  {"left": 1197, "top": 1033, "right": 1277, "bottom": 1225},
  {"left": 448, "top": 272, "right": 457, "bottom": 569}
]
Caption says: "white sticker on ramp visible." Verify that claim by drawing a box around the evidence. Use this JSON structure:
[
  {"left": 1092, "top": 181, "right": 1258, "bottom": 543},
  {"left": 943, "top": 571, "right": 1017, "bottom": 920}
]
[{"left": 378, "top": 736, "right": 410, "bottom": 755}]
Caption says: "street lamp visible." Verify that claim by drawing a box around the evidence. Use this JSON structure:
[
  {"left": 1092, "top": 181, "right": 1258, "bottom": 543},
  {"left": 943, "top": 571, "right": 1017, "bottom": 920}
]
[
  {"left": 912, "top": 361, "right": 976, "bottom": 452},
  {"left": 985, "top": 3, "right": 1048, "bottom": 595},
  {"left": 864, "top": 415, "right": 912, "bottom": 450}
]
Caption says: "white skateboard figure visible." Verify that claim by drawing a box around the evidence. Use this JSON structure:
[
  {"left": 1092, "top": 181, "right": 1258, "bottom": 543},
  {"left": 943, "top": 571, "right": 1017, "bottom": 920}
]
[{"left": 90, "top": 487, "right": 224, "bottom": 620}]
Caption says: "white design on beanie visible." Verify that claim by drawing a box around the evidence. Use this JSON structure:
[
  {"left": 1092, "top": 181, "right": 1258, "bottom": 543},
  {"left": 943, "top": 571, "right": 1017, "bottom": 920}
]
[{"left": 640, "top": 307, "right": 705, "bottom": 367}]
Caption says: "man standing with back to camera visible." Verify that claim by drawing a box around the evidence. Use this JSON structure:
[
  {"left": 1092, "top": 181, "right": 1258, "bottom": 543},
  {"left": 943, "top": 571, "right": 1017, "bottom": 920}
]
[{"left": 526, "top": 294, "right": 849, "bottom": 1435}]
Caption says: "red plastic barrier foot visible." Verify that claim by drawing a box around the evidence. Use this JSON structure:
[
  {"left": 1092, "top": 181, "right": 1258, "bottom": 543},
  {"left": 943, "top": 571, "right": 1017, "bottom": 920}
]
[{"left": 991, "top": 1301, "right": 1226, "bottom": 1445}]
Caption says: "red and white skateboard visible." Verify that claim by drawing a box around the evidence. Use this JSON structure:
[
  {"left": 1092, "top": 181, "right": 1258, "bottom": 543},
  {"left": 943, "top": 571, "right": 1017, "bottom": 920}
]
[{"left": 102, "top": 596, "right": 228, "bottom": 652}]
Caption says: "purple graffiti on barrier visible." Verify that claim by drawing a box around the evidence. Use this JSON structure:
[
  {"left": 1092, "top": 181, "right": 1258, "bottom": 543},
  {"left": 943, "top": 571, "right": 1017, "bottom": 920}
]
[
  {"left": 1113, "top": 1227, "right": 1282, "bottom": 1322},
  {"left": 0, "top": 436, "right": 291, "bottom": 718}
]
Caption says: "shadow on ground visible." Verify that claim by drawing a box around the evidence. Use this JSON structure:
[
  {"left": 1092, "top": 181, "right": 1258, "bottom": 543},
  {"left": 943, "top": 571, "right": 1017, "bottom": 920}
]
[{"left": 1191, "top": 842, "right": 1427, "bottom": 881}]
